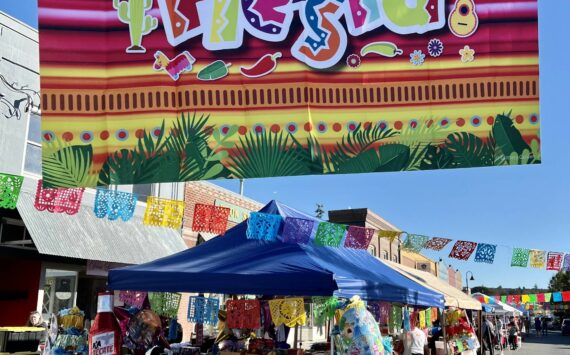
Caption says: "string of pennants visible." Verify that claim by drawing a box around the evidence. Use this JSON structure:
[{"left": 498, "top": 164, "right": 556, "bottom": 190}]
[
  {"left": 2, "top": 172, "right": 569, "bottom": 272},
  {"left": 0, "top": 173, "right": 232, "bottom": 232},
  {"left": 480, "top": 291, "right": 570, "bottom": 306}
]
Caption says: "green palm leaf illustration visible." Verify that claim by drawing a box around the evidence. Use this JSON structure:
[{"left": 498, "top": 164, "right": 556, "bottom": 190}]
[
  {"left": 43, "top": 145, "right": 98, "bottom": 188},
  {"left": 444, "top": 132, "right": 493, "bottom": 168}
]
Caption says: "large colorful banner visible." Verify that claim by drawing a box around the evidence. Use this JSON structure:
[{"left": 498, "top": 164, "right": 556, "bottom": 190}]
[{"left": 39, "top": 0, "right": 540, "bottom": 187}]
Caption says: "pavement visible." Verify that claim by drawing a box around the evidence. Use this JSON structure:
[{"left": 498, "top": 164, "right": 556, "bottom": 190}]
[{"left": 487, "top": 331, "right": 570, "bottom": 354}]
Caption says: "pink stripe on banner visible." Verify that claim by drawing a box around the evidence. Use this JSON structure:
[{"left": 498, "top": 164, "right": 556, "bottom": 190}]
[{"left": 39, "top": 8, "right": 163, "bottom": 28}]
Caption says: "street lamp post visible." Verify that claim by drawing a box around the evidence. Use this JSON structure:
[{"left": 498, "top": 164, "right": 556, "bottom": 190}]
[{"left": 465, "top": 271, "right": 475, "bottom": 295}]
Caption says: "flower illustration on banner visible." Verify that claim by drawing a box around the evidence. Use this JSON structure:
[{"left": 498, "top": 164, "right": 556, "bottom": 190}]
[
  {"left": 346, "top": 54, "right": 361, "bottom": 69},
  {"left": 459, "top": 45, "right": 475, "bottom": 63},
  {"left": 427, "top": 39, "right": 444, "bottom": 57},
  {"left": 410, "top": 50, "right": 426, "bottom": 66}
]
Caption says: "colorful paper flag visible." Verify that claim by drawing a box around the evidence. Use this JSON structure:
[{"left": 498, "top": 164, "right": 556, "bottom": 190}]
[
  {"left": 227, "top": 299, "right": 261, "bottom": 329},
  {"left": 529, "top": 250, "right": 546, "bottom": 268},
  {"left": 403, "top": 307, "right": 411, "bottom": 331},
  {"left": 546, "top": 252, "right": 564, "bottom": 271},
  {"left": 269, "top": 298, "right": 306, "bottom": 327},
  {"left": 188, "top": 296, "right": 219, "bottom": 325},
  {"left": 563, "top": 254, "right": 570, "bottom": 272},
  {"left": 378, "top": 230, "right": 401, "bottom": 242},
  {"left": 192, "top": 203, "right": 231, "bottom": 235},
  {"left": 425, "top": 237, "right": 452, "bottom": 251},
  {"left": 149, "top": 292, "right": 181, "bottom": 318},
  {"left": 514, "top": 295, "right": 521, "bottom": 304},
  {"left": 119, "top": 291, "right": 147, "bottom": 309},
  {"left": 507, "top": 295, "right": 514, "bottom": 304},
  {"left": 544, "top": 293, "right": 552, "bottom": 302},
  {"left": 402, "top": 234, "right": 430, "bottom": 253},
  {"left": 501, "top": 296, "right": 507, "bottom": 303},
  {"left": 282, "top": 217, "right": 314, "bottom": 245},
  {"left": 553, "top": 292, "right": 562, "bottom": 302},
  {"left": 143, "top": 197, "right": 185, "bottom": 228},
  {"left": 449, "top": 241, "right": 478, "bottom": 260},
  {"left": 94, "top": 188, "right": 137, "bottom": 221},
  {"left": 529, "top": 294, "right": 537, "bottom": 303},
  {"left": 0, "top": 173, "right": 24, "bottom": 209},
  {"left": 34, "top": 179, "right": 84, "bottom": 215},
  {"left": 246, "top": 212, "right": 282, "bottom": 241},
  {"left": 474, "top": 243, "right": 497, "bottom": 264},
  {"left": 563, "top": 291, "right": 570, "bottom": 302},
  {"left": 511, "top": 248, "right": 530, "bottom": 267},
  {"left": 344, "top": 225, "right": 375, "bottom": 250},
  {"left": 314, "top": 222, "right": 346, "bottom": 247},
  {"left": 537, "top": 294, "right": 545, "bottom": 303},
  {"left": 419, "top": 310, "right": 426, "bottom": 329}
]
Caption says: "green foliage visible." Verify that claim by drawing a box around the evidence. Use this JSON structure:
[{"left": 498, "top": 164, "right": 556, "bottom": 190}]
[
  {"left": 42, "top": 144, "right": 98, "bottom": 188},
  {"left": 549, "top": 272, "right": 570, "bottom": 292},
  {"left": 493, "top": 112, "right": 532, "bottom": 163},
  {"left": 420, "top": 145, "right": 454, "bottom": 170},
  {"left": 229, "top": 130, "right": 309, "bottom": 178},
  {"left": 444, "top": 132, "right": 493, "bottom": 168},
  {"left": 290, "top": 134, "right": 332, "bottom": 174}
]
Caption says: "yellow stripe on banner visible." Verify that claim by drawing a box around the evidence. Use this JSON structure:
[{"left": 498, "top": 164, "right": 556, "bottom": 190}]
[
  {"left": 41, "top": 56, "right": 539, "bottom": 78},
  {"left": 42, "top": 101, "right": 540, "bottom": 151}
]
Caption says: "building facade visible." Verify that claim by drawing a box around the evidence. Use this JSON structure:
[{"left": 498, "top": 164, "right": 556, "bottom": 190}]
[{"left": 0, "top": 12, "right": 186, "bottom": 326}]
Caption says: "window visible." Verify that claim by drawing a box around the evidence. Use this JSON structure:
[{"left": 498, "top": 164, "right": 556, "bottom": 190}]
[
  {"left": 382, "top": 250, "right": 389, "bottom": 260},
  {"left": 42, "top": 269, "right": 78, "bottom": 317},
  {"left": 0, "top": 217, "right": 34, "bottom": 249},
  {"left": 367, "top": 245, "right": 376, "bottom": 257},
  {"left": 132, "top": 184, "right": 153, "bottom": 202},
  {"left": 392, "top": 255, "right": 399, "bottom": 263},
  {"left": 24, "top": 112, "right": 42, "bottom": 175}
]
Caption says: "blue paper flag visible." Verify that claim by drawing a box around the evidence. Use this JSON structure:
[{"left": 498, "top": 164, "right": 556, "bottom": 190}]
[
  {"left": 94, "top": 188, "right": 137, "bottom": 221},
  {"left": 246, "top": 212, "right": 282, "bottom": 241},
  {"left": 474, "top": 243, "right": 497, "bottom": 264},
  {"left": 553, "top": 292, "right": 563, "bottom": 302}
]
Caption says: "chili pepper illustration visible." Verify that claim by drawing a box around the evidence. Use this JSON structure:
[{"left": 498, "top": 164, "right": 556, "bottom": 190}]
[
  {"left": 197, "top": 60, "right": 232, "bottom": 81},
  {"left": 360, "top": 42, "right": 403, "bottom": 58},
  {"left": 240, "top": 52, "right": 282, "bottom": 78}
]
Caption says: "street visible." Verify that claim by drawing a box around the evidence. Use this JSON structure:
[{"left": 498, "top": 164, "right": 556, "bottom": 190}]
[{"left": 495, "top": 331, "right": 570, "bottom": 354}]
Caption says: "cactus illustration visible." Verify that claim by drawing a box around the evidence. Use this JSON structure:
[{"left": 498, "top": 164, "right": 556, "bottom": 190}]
[{"left": 113, "top": 0, "right": 158, "bottom": 53}]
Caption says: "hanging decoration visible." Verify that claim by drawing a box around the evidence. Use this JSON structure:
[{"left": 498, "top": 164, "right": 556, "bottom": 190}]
[
  {"left": 378, "top": 230, "right": 401, "bottom": 242},
  {"left": 389, "top": 306, "right": 402, "bottom": 333},
  {"left": 0, "top": 173, "right": 24, "bottom": 209},
  {"left": 553, "top": 292, "right": 563, "bottom": 302},
  {"left": 268, "top": 298, "right": 306, "bottom": 327},
  {"left": 94, "top": 188, "right": 137, "bottom": 221},
  {"left": 148, "top": 292, "right": 181, "bottom": 318},
  {"left": 187, "top": 296, "right": 219, "bottom": 326},
  {"left": 282, "top": 217, "right": 315, "bottom": 245},
  {"left": 529, "top": 294, "right": 537, "bottom": 303},
  {"left": 473, "top": 243, "right": 497, "bottom": 264},
  {"left": 529, "top": 249, "right": 546, "bottom": 268},
  {"left": 226, "top": 299, "right": 261, "bottom": 329},
  {"left": 402, "top": 234, "right": 430, "bottom": 253},
  {"left": 312, "top": 296, "right": 338, "bottom": 327},
  {"left": 314, "top": 222, "right": 346, "bottom": 247},
  {"left": 419, "top": 310, "right": 426, "bottom": 329},
  {"left": 563, "top": 254, "right": 570, "bottom": 272},
  {"left": 246, "top": 212, "right": 282, "bottom": 241},
  {"left": 192, "top": 203, "right": 231, "bottom": 235},
  {"left": 546, "top": 252, "right": 564, "bottom": 271},
  {"left": 544, "top": 293, "right": 551, "bottom": 302},
  {"left": 511, "top": 248, "right": 530, "bottom": 267},
  {"left": 448, "top": 241, "right": 478, "bottom": 260},
  {"left": 521, "top": 294, "right": 530, "bottom": 304},
  {"left": 425, "top": 308, "right": 431, "bottom": 328},
  {"left": 143, "top": 197, "right": 184, "bottom": 229},
  {"left": 501, "top": 296, "right": 507, "bottom": 303},
  {"left": 424, "top": 237, "right": 453, "bottom": 251},
  {"left": 563, "top": 291, "right": 570, "bottom": 302},
  {"left": 344, "top": 225, "right": 375, "bottom": 250},
  {"left": 119, "top": 291, "right": 147, "bottom": 309},
  {"left": 367, "top": 301, "right": 391, "bottom": 326},
  {"left": 403, "top": 308, "right": 411, "bottom": 331},
  {"left": 34, "top": 180, "right": 84, "bottom": 215}
]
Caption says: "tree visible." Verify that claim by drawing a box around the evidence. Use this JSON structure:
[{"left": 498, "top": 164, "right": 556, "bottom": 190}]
[
  {"left": 315, "top": 204, "right": 325, "bottom": 219},
  {"left": 549, "top": 271, "right": 570, "bottom": 291}
]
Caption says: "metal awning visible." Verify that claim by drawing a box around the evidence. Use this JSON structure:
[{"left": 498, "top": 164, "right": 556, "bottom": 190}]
[{"left": 16, "top": 191, "right": 186, "bottom": 265}]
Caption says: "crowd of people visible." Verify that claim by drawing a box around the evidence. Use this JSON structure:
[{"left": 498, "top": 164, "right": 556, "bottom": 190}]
[{"left": 482, "top": 315, "right": 528, "bottom": 353}]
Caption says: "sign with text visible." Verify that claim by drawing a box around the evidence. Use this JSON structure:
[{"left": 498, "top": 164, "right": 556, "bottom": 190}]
[
  {"left": 39, "top": 0, "right": 540, "bottom": 188},
  {"left": 214, "top": 199, "right": 252, "bottom": 223}
]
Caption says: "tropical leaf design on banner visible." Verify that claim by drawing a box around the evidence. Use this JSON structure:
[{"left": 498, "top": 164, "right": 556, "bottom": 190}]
[{"left": 41, "top": 112, "right": 540, "bottom": 187}]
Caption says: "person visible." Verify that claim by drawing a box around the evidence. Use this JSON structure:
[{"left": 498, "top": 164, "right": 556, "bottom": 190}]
[
  {"left": 534, "top": 317, "right": 541, "bottom": 336},
  {"left": 495, "top": 317, "right": 504, "bottom": 350},
  {"left": 428, "top": 319, "right": 442, "bottom": 355},
  {"left": 25, "top": 311, "right": 48, "bottom": 351},
  {"left": 409, "top": 325, "right": 427, "bottom": 355},
  {"left": 482, "top": 317, "right": 495, "bottom": 355},
  {"left": 508, "top": 322, "right": 518, "bottom": 350},
  {"left": 541, "top": 317, "right": 548, "bottom": 336}
]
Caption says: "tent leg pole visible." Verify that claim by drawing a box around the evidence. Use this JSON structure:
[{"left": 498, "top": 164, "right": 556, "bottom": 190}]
[
  {"left": 442, "top": 309, "right": 448, "bottom": 355},
  {"left": 294, "top": 324, "right": 298, "bottom": 349},
  {"left": 330, "top": 318, "right": 334, "bottom": 355}
]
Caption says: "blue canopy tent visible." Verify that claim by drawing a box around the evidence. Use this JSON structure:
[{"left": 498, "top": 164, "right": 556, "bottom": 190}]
[{"left": 108, "top": 201, "right": 444, "bottom": 307}]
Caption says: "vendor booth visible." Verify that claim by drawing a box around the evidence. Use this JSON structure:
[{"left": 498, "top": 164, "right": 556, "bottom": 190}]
[{"left": 107, "top": 201, "right": 452, "bottom": 354}]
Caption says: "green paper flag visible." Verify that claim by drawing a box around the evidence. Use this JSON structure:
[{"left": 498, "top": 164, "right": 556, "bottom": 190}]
[
  {"left": 544, "top": 293, "right": 552, "bottom": 302},
  {"left": 390, "top": 306, "right": 403, "bottom": 333},
  {"left": 501, "top": 296, "right": 507, "bottom": 303},
  {"left": 529, "top": 294, "right": 537, "bottom": 303},
  {"left": 511, "top": 248, "right": 530, "bottom": 267}
]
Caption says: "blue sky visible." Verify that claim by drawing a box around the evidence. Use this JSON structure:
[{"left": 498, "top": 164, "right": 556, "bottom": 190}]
[{"left": 1, "top": 0, "right": 568, "bottom": 289}]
